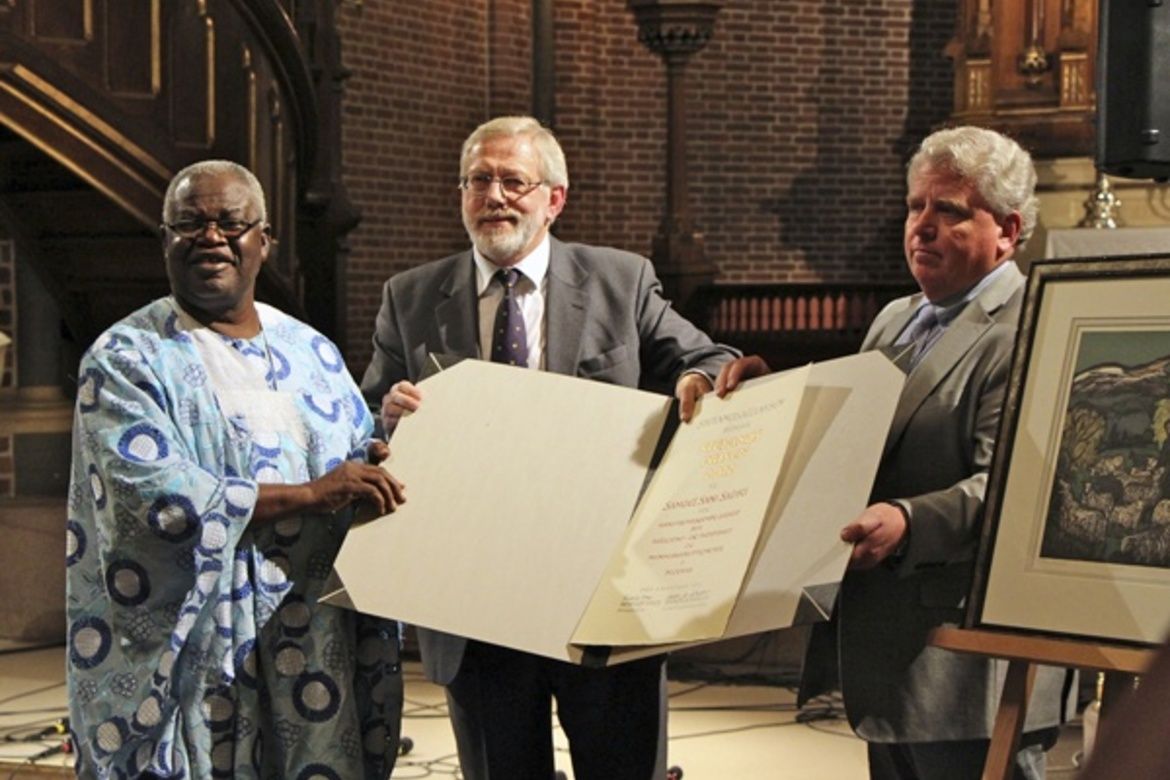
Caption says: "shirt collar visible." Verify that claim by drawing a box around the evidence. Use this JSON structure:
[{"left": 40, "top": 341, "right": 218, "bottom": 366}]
[
  {"left": 473, "top": 234, "right": 551, "bottom": 295},
  {"left": 922, "top": 260, "right": 1017, "bottom": 327}
]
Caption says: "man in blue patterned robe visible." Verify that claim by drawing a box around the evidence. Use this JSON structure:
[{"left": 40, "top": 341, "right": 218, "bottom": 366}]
[{"left": 66, "top": 160, "right": 406, "bottom": 779}]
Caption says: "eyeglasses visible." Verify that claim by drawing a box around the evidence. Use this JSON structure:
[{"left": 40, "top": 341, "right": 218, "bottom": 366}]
[
  {"left": 164, "top": 218, "right": 263, "bottom": 240},
  {"left": 459, "top": 173, "right": 545, "bottom": 198}
]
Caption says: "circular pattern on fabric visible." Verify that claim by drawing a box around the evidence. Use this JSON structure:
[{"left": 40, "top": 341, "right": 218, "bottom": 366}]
[
  {"left": 273, "top": 517, "right": 302, "bottom": 545},
  {"left": 93, "top": 717, "right": 128, "bottom": 756},
  {"left": 257, "top": 553, "right": 290, "bottom": 593},
  {"left": 251, "top": 459, "right": 283, "bottom": 483},
  {"left": 117, "top": 423, "right": 169, "bottom": 463},
  {"left": 181, "top": 362, "right": 208, "bottom": 388},
  {"left": 88, "top": 465, "right": 107, "bottom": 510},
  {"left": 274, "top": 641, "right": 307, "bottom": 677},
  {"left": 210, "top": 736, "right": 236, "bottom": 778},
  {"left": 268, "top": 346, "right": 291, "bottom": 383},
  {"left": 195, "top": 560, "right": 222, "bottom": 598},
  {"left": 131, "top": 740, "right": 156, "bottom": 776},
  {"left": 133, "top": 693, "right": 164, "bottom": 730},
  {"left": 69, "top": 616, "right": 112, "bottom": 670},
  {"left": 66, "top": 520, "right": 87, "bottom": 566},
  {"left": 105, "top": 559, "right": 151, "bottom": 607},
  {"left": 173, "top": 606, "right": 201, "bottom": 647},
  {"left": 231, "top": 553, "right": 253, "bottom": 601},
  {"left": 251, "top": 431, "right": 282, "bottom": 458},
  {"left": 214, "top": 594, "right": 233, "bottom": 638},
  {"left": 279, "top": 596, "right": 311, "bottom": 637},
  {"left": 224, "top": 479, "right": 256, "bottom": 518},
  {"left": 234, "top": 639, "right": 258, "bottom": 688},
  {"left": 163, "top": 311, "right": 185, "bottom": 340},
  {"left": 303, "top": 393, "right": 341, "bottom": 422},
  {"left": 77, "top": 368, "right": 104, "bottom": 413},
  {"left": 293, "top": 672, "right": 341, "bottom": 723},
  {"left": 296, "top": 765, "right": 343, "bottom": 780},
  {"left": 345, "top": 392, "right": 365, "bottom": 428},
  {"left": 199, "top": 514, "right": 230, "bottom": 553},
  {"left": 311, "top": 335, "right": 345, "bottom": 373},
  {"left": 154, "top": 739, "right": 176, "bottom": 774},
  {"left": 147, "top": 495, "right": 199, "bottom": 542},
  {"left": 153, "top": 648, "right": 175, "bottom": 685},
  {"left": 202, "top": 686, "right": 235, "bottom": 732}
]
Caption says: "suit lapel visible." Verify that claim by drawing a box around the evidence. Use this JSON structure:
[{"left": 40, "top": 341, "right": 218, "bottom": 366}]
[
  {"left": 881, "top": 266, "right": 1024, "bottom": 459},
  {"left": 433, "top": 252, "right": 481, "bottom": 359},
  {"left": 864, "top": 295, "right": 922, "bottom": 354},
  {"left": 544, "top": 238, "right": 589, "bottom": 375}
]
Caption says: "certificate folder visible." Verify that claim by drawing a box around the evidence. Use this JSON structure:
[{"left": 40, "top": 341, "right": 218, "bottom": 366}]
[{"left": 323, "top": 351, "right": 903, "bottom": 665}]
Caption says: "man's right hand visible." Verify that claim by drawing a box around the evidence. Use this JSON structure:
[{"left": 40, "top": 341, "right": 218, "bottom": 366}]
[
  {"left": 380, "top": 380, "right": 423, "bottom": 435},
  {"left": 714, "top": 355, "right": 772, "bottom": 397},
  {"left": 307, "top": 461, "right": 406, "bottom": 516},
  {"left": 255, "top": 460, "right": 406, "bottom": 523}
]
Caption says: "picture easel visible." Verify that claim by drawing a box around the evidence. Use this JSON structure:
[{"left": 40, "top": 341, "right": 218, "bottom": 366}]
[{"left": 929, "top": 627, "right": 1154, "bottom": 780}]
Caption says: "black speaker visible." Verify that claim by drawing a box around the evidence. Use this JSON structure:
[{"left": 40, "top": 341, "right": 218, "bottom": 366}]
[{"left": 1096, "top": 0, "right": 1170, "bottom": 182}]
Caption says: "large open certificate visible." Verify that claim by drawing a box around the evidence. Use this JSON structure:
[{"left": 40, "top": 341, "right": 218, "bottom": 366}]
[
  {"left": 572, "top": 366, "right": 808, "bottom": 645},
  {"left": 323, "top": 351, "right": 903, "bottom": 665}
]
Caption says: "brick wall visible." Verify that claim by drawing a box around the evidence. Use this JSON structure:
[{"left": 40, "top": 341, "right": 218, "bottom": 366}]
[{"left": 336, "top": 0, "right": 956, "bottom": 370}]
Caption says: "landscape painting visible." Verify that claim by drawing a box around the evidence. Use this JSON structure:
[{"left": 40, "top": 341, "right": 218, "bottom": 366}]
[{"left": 1041, "top": 330, "right": 1170, "bottom": 569}]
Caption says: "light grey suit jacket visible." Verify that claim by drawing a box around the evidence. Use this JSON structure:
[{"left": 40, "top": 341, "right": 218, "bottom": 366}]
[
  {"left": 803, "top": 263, "right": 1070, "bottom": 742},
  {"left": 360, "top": 237, "right": 738, "bottom": 684}
]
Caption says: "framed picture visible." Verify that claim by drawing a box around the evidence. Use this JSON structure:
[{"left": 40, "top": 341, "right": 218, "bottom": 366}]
[{"left": 970, "top": 254, "right": 1170, "bottom": 647}]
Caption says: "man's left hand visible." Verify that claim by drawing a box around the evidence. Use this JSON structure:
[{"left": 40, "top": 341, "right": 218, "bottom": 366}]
[
  {"left": 675, "top": 372, "right": 713, "bottom": 422},
  {"left": 840, "top": 502, "right": 908, "bottom": 570}
]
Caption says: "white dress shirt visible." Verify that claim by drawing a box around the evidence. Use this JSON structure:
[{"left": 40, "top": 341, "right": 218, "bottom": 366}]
[{"left": 473, "top": 235, "right": 550, "bottom": 369}]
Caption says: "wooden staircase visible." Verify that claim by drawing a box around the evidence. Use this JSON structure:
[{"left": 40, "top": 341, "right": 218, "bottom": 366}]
[
  {"left": 0, "top": 125, "right": 162, "bottom": 357},
  {"left": 0, "top": 0, "right": 355, "bottom": 354}
]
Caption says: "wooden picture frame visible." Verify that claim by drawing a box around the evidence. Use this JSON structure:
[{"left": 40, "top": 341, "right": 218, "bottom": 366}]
[{"left": 969, "top": 254, "right": 1170, "bottom": 647}]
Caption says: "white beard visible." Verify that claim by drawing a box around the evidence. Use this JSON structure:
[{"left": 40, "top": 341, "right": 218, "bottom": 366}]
[{"left": 463, "top": 211, "right": 540, "bottom": 265}]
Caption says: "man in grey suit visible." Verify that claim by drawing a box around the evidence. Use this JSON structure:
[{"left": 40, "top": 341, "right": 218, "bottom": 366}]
[
  {"left": 360, "top": 115, "right": 738, "bottom": 780},
  {"left": 715, "top": 126, "right": 1070, "bottom": 779}
]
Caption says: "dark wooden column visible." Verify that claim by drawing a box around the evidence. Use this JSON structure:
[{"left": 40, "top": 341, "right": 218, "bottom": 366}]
[
  {"left": 532, "top": 0, "right": 556, "bottom": 126},
  {"left": 628, "top": 0, "right": 722, "bottom": 311}
]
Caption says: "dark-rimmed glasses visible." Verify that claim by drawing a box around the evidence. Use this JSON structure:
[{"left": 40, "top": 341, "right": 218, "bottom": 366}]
[{"left": 163, "top": 218, "right": 263, "bottom": 240}]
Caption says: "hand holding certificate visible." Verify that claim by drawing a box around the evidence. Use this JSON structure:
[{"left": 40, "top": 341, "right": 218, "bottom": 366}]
[{"left": 324, "top": 352, "right": 903, "bottom": 665}]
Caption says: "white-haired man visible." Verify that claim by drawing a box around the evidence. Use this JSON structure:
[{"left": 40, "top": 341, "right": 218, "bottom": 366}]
[
  {"left": 361, "top": 116, "right": 739, "bottom": 780},
  {"left": 716, "top": 126, "right": 1072, "bottom": 779}
]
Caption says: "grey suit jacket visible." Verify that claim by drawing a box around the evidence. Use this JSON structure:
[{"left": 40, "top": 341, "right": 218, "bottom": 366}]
[
  {"left": 360, "top": 237, "right": 738, "bottom": 684},
  {"left": 803, "top": 263, "right": 1070, "bottom": 742}
]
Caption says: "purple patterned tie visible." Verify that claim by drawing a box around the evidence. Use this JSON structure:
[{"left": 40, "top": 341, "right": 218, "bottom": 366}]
[{"left": 491, "top": 268, "right": 529, "bottom": 367}]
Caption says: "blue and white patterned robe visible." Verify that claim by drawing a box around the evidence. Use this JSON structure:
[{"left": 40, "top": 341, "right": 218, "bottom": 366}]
[{"left": 66, "top": 297, "right": 399, "bottom": 780}]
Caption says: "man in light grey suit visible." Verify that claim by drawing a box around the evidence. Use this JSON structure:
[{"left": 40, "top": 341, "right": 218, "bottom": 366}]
[
  {"left": 360, "top": 115, "right": 738, "bottom": 780},
  {"left": 715, "top": 126, "right": 1071, "bottom": 779}
]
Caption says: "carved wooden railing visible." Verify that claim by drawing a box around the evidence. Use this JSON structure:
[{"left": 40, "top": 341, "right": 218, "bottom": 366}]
[
  {"left": 0, "top": 0, "right": 353, "bottom": 347},
  {"left": 688, "top": 281, "right": 918, "bottom": 369}
]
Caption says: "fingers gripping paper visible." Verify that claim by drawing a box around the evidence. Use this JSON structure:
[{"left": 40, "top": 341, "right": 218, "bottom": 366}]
[{"left": 323, "top": 353, "right": 904, "bottom": 665}]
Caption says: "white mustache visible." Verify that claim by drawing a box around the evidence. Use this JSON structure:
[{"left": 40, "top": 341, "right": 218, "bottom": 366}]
[{"left": 478, "top": 210, "right": 519, "bottom": 222}]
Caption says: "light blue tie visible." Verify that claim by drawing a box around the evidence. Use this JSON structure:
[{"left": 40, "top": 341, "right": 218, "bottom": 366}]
[{"left": 897, "top": 306, "right": 941, "bottom": 368}]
